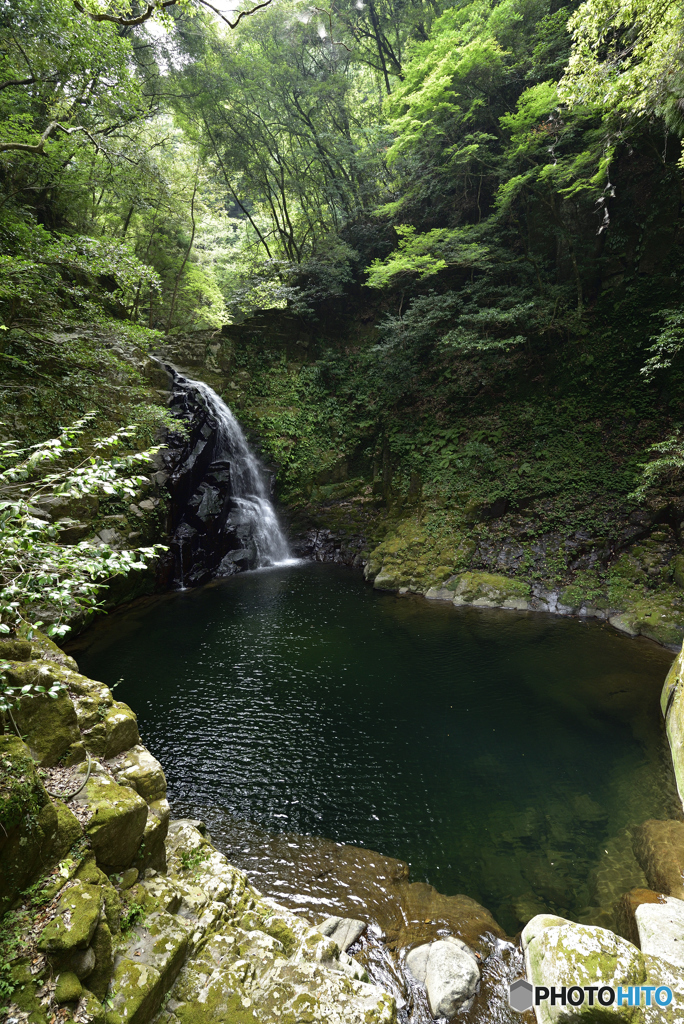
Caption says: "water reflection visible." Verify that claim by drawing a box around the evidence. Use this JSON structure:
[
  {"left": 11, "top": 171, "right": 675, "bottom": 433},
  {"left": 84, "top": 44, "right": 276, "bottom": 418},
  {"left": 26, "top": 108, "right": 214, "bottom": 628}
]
[{"left": 72, "top": 561, "right": 678, "bottom": 940}]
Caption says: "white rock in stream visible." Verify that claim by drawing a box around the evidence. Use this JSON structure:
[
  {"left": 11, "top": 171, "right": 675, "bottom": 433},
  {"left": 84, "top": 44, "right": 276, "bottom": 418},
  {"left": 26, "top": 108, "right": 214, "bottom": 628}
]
[
  {"left": 636, "top": 896, "right": 684, "bottom": 970},
  {"left": 405, "top": 937, "right": 480, "bottom": 1017},
  {"left": 317, "top": 916, "right": 366, "bottom": 951}
]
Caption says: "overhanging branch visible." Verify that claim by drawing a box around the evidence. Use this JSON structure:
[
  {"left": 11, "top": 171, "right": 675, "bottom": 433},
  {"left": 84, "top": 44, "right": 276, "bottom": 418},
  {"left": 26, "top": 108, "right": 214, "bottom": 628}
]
[
  {"left": 73, "top": 0, "right": 273, "bottom": 28},
  {"left": 0, "top": 122, "right": 102, "bottom": 157}
]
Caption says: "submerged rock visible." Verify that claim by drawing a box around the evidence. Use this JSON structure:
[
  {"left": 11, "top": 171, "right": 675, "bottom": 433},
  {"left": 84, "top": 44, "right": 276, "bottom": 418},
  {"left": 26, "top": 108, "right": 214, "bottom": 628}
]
[
  {"left": 633, "top": 819, "right": 684, "bottom": 900},
  {"left": 615, "top": 887, "right": 667, "bottom": 947},
  {"left": 405, "top": 937, "right": 480, "bottom": 1017}
]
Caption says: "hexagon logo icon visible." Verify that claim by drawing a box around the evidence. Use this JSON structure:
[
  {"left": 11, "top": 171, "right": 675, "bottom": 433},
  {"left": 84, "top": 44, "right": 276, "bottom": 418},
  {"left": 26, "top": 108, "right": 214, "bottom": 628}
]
[{"left": 509, "top": 978, "right": 534, "bottom": 1013}]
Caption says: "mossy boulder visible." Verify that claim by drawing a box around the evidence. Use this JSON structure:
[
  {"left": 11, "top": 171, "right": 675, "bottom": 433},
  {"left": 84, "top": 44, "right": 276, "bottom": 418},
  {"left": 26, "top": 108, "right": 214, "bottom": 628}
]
[
  {"left": 72, "top": 772, "right": 148, "bottom": 872},
  {"left": 37, "top": 880, "right": 103, "bottom": 952},
  {"left": 9, "top": 961, "right": 49, "bottom": 1024},
  {"left": 673, "top": 555, "right": 684, "bottom": 589},
  {"left": 113, "top": 744, "right": 167, "bottom": 802},
  {"left": 523, "top": 914, "right": 646, "bottom": 1022},
  {"left": 86, "top": 920, "right": 114, "bottom": 1000},
  {"left": 15, "top": 621, "right": 79, "bottom": 670},
  {"left": 624, "top": 590, "right": 684, "bottom": 647},
  {"left": 102, "top": 702, "right": 140, "bottom": 758},
  {"left": 7, "top": 665, "right": 80, "bottom": 766},
  {"left": 105, "top": 912, "right": 190, "bottom": 1024},
  {"left": 429, "top": 571, "right": 530, "bottom": 610},
  {"left": 44, "top": 799, "right": 84, "bottom": 862},
  {"left": 55, "top": 970, "right": 82, "bottom": 1003},
  {"left": 68, "top": 671, "right": 114, "bottom": 729},
  {"left": 0, "top": 735, "right": 62, "bottom": 915},
  {"left": 366, "top": 517, "right": 474, "bottom": 594},
  {"left": 0, "top": 639, "right": 32, "bottom": 660},
  {"left": 133, "top": 798, "right": 169, "bottom": 873},
  {"left": 73, "top": 860, "right": 122, "bottom": 934}
]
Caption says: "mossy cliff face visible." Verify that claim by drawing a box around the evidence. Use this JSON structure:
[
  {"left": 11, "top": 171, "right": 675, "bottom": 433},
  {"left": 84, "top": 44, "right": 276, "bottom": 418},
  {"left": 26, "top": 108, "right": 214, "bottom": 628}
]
[
  {"left": 356, "top": 513, "right": 684, "bottom": 649},
  {"left": 0, "top": 633, "right": 396, "bottom": 1024},
  {"left": 147, "top": 324, "right": 684, "bottom": 649}
]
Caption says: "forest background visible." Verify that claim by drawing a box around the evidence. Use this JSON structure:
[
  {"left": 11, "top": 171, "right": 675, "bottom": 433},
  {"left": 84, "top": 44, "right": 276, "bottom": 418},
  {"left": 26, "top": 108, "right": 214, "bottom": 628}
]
[{"left": 1, "top": 0, "right": 684, "bottom": 642}]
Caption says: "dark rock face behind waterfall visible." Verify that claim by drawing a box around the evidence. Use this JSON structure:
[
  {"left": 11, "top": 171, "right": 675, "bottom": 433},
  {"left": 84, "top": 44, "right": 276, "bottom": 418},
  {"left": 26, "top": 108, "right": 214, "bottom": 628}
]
[{"left": 162, "top": 367, "right": 290, "bottom": 587}]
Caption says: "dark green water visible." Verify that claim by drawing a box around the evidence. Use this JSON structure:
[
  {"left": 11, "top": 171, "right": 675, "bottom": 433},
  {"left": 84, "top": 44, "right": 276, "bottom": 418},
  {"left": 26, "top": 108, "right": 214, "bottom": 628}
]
[{"left": 73, "top": 562, "right": 678, "bottom": 933}]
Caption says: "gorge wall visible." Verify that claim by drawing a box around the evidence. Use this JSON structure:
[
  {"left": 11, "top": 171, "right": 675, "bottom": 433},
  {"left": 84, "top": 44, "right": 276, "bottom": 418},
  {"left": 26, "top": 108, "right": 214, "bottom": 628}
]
[{"left": 151, "top": 325, "right": 684, "bottom": 651}]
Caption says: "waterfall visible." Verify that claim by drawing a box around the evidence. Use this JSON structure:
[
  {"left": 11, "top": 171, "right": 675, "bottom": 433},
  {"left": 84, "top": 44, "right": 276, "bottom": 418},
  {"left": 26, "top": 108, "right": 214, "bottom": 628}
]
[{"left": 164, "top": 368, "right": 292, "bottom": 587}]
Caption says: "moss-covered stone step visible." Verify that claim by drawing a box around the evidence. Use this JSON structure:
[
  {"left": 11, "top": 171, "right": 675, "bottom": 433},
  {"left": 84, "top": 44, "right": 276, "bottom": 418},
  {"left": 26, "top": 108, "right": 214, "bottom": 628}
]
[{"left": 72, "top": 768, "right": 149, "bottom": 873}]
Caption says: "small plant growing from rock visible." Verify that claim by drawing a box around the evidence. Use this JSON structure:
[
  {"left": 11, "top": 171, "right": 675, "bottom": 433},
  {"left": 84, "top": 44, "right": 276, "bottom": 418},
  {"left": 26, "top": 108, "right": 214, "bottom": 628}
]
[
  {"left": 179, "top": 847, "right": 210, "bottom": 874},
  {"left": 120, "top": 901, "right": 145, "bottom": 934}
]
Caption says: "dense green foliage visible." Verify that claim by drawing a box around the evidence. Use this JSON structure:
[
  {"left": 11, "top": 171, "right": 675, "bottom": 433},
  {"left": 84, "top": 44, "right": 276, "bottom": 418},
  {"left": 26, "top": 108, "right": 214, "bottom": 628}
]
[{"left": 1, "top": 0, "right": 684, "bottom": 625}]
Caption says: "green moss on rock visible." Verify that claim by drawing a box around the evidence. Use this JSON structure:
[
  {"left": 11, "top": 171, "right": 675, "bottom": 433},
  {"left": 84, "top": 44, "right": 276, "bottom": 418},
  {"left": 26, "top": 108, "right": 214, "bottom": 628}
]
[
  {"left": 7, "top": 666, "right": 80, "bottom": 767},
  {"left": 55, "top": 970, "right": 82, "bottom": 1003},
  {"left": 86, "top": 921, "right": 113, "bottom": 1000},
  {"left": 0, "top": 735, "right": 60, "bottom": 915},
  {"left": 445, "top": 571, "right": 530, "bottom": 607},
  {"left": 523, "top": 915, "right": 646, "bottom": 1023},
  {"left": 72, "top": 772, "right": 148, "bottom": 872},
  {"left": 366, "top": 517, "right": 474, "bottom": 593},
  {"left": 37, "top": 880, "right": 103, "bottom": 952}
]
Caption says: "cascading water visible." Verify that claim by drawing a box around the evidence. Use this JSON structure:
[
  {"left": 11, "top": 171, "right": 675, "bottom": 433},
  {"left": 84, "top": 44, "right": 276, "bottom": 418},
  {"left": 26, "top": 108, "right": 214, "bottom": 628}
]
[{"left": 163, "top": 367, "right": 292, "bottom": 587}]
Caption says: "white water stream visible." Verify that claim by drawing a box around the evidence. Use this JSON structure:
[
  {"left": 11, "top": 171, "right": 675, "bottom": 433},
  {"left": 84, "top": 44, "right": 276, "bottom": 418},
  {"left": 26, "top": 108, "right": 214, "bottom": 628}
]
[{"left": 176, "top": 373, "right": 293, "bottom": 568}]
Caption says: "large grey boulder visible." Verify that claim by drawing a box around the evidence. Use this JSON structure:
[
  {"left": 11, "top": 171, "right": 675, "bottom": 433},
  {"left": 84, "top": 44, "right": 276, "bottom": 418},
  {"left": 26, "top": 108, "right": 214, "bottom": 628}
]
[
  {"left": 636, "top": 895, "right": 684, "bottom": 970},
  {"left": 522, "top": 913, "right": 684, "bottom": 1023},
  {"left": 317, "top": 916, "right": 366, "bottom": 951},
  {"left": 405, "top": 937, "right": 480, "bottom": 1017}
]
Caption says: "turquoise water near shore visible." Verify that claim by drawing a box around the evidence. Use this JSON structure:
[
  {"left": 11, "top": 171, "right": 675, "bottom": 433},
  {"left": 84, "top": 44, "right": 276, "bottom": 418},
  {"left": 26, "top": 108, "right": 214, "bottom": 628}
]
[{"left": 74, "top": 562, "right": 678, "bottom": 933}]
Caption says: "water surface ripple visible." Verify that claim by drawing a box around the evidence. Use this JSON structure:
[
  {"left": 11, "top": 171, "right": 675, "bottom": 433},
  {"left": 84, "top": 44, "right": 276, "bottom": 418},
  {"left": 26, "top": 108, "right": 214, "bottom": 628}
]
[{"left": 74, "top": 563, "right": 677, "bottom": 936}]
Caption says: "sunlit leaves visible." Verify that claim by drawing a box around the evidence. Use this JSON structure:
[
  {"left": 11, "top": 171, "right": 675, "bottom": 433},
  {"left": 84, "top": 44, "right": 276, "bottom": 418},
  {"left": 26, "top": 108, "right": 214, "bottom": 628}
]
[
  {"left": 561, "top": 0, "right": 684, "bottom": 136},
  {"left": 366, "top": 225, "right": 491, "bottom": 287},
  {"left": 0, "top": 419, "right": 167, "bottom": 635}
]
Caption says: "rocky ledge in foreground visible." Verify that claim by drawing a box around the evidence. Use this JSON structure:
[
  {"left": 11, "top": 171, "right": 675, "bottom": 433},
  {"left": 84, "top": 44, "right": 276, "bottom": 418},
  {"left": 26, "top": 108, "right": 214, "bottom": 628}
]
[
  {"left": 6, "top": 632, "right": 684, "bottom": 1024},
  {"left": 1, "top": 629, "right": 515, "bottom": 1024},
  {"left": 0, "top": 630, "right": 396, "bottom": 1024}
]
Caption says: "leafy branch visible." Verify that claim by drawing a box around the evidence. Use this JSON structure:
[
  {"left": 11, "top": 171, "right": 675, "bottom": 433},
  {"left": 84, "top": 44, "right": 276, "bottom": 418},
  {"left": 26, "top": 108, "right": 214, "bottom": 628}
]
[
  {"left": 73, "top": 0, "right": 273, "bottom": 29},
  {"left": 0, "top": 415, "right": 167, "bottom": 637}
]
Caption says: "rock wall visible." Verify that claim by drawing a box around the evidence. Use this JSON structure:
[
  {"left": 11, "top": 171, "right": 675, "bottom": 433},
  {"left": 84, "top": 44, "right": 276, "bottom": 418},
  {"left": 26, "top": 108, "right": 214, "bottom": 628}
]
[{"left": 363, "top": 517, "right": 684, "bottom": 650}]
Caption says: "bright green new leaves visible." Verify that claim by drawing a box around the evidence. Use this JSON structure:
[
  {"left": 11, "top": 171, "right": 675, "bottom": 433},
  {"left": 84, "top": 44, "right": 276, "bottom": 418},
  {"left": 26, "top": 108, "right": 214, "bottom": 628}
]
[
  {"left": 561, "top": 0, "right": 684, "bottom": 133},
  {"left": 366, "top": 225, "right": 490, "bottom": 287}
]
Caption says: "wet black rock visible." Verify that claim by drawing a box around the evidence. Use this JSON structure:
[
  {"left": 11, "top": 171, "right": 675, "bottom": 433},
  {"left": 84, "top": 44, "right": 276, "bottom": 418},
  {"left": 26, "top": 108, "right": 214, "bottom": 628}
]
[{"left": 161, "top": 367, "right": 289, "bottom": 587}]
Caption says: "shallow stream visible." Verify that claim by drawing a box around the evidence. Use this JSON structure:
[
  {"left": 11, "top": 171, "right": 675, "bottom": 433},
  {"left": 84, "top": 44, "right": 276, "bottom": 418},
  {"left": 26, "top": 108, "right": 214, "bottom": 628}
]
[{"left": 72, "top": 562, "right": 679, "bottom": 944}]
